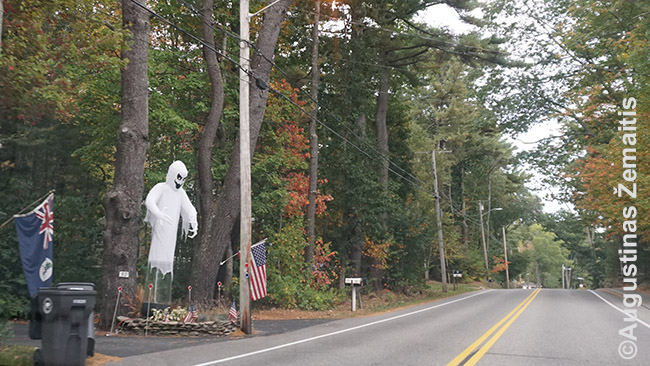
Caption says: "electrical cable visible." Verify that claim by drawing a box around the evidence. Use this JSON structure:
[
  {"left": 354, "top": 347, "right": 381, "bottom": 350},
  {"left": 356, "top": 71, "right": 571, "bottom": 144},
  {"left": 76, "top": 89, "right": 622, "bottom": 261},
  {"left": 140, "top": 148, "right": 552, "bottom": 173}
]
[
  {"left": 170, "top": 0, "right": 430, "bottom": 188},
  {"left": 145, "top": 0, "right": 435, "bottom": 196}
]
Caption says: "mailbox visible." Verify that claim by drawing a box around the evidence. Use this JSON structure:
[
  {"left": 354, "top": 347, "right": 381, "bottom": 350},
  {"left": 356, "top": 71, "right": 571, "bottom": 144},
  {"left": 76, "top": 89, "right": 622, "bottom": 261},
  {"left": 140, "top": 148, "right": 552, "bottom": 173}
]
[
  {"left": 344, "top": 277, "right": 364, "bottom": 286},
  {"left": 344, "top": 278, "right": 365, "bottom": 312}
]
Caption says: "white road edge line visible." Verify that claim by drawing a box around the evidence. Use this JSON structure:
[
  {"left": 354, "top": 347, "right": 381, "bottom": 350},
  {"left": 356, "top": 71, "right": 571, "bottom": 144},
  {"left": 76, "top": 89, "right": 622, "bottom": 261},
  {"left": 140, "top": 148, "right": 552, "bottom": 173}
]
[
  {"left": 588, "top": 290, "right": 650, "bottom": 330},
  {"left": 192, "top": 289, "right": 492, "bottom": 366}
]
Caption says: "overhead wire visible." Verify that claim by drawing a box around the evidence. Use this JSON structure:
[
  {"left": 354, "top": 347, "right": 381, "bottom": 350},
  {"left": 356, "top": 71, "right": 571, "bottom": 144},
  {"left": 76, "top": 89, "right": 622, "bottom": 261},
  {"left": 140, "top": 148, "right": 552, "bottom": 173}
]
[
  {"left": 292, "top": 5, "right": 506, "bottom": 57},
  {"left": 130, "top": 0, "right": 438, "bottom": 197},
  {"left": 171, "top": 0, "right": 431, "bottom": 189}
]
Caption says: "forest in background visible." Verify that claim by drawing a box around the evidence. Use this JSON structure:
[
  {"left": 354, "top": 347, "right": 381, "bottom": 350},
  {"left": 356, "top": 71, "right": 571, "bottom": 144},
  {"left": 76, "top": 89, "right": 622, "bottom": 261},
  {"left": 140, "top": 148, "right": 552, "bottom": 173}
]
[{"left": 1, "top": 0, "right": 648, "bottom": 327}]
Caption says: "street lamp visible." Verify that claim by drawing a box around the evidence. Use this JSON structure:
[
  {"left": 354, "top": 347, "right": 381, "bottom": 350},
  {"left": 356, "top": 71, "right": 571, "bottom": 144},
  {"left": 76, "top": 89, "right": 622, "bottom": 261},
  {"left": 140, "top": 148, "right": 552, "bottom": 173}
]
[{"left": 478, "top": 202, "right": 502, "bottom": 273}]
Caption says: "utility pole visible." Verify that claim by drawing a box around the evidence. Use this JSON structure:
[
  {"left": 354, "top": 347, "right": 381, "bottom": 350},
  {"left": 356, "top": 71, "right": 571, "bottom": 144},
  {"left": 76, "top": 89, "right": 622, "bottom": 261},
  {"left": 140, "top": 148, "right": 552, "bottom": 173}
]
[
  {"left": 239, "top": 0, "right": 283, "bottom": 335},
  {"left": 479, "top": 201, "right": 488, "bottom": 272},
  {"left": 562, "top": 264, "right": 565, "bottom": 289},
  {"left": 239, "top": 0, "right": 252, "bottom": 335},
  {"left": 502, "top": 226, "right": 509, "bottom": 289},
  {"left": 431, "top": 150, "right": 447, "bottom": 292}
]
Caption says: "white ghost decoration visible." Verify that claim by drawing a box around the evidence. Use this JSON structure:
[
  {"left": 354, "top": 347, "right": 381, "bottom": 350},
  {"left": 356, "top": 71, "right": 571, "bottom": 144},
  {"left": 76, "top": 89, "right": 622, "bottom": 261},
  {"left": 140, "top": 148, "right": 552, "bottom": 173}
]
[{"left": 144, "top": 161, "right": 198, "bottom": 276}]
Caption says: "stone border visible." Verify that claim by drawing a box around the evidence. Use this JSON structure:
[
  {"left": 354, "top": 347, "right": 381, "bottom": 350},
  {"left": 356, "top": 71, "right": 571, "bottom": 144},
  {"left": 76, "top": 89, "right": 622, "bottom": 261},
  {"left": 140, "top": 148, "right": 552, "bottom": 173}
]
[{"left": 117, "top": 316, "right": 238, "bottom": 336}]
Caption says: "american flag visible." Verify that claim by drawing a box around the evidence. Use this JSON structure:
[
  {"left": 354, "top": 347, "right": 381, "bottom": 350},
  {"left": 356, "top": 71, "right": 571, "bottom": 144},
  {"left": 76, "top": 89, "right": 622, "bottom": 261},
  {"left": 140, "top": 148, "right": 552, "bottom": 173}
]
[
  {"left": 227, "top": 301, "right": 239, "bottom": 322},
  {"left": 249, "top": 241, "right": 267, "bottom": 300},
  {"left": 183, "top": 306, "right": 196, "bottom": 323}
]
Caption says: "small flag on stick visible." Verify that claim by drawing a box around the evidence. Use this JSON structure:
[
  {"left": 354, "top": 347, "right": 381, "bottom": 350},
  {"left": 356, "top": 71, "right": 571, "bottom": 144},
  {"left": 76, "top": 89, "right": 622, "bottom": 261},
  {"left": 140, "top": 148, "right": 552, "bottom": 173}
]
[
  {"left": 183, "top": 306, "right": 195, "bottom": 323},
  {"left": 227, "top": 301, "right": 240, "bottom": 323}
]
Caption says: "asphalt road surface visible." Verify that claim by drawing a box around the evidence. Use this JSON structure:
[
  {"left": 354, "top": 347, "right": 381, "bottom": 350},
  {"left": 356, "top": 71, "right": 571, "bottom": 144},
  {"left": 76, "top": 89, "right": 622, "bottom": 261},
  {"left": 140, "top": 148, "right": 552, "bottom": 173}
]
[{"left": 110, "top": 289, "right": 650, "bottom": 366}]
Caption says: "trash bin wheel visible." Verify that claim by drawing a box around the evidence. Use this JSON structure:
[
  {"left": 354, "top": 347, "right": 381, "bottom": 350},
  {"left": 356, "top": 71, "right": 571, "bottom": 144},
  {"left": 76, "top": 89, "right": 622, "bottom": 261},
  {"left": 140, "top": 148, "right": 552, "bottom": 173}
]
[{"left": 33, "top": 348, "right": 44, "bottom": 366}]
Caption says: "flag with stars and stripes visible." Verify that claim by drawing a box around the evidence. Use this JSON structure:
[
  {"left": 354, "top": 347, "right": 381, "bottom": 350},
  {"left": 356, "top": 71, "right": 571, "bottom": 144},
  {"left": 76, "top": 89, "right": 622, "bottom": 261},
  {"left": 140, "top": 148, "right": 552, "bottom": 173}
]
[
  {"left": 249, "top": 241, "right": 267, "bottom": 300},
  {"left": 227, "top": 301, "right": 239, "bottom": 322},
  {"left": 15, "top": 193, "right": 54, "bottom": 297}
]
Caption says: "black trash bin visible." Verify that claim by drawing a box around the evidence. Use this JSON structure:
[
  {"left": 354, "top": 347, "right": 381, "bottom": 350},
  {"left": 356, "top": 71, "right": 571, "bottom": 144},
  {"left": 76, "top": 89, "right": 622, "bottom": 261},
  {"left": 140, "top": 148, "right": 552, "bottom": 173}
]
[
  {"left": 55, "top": 283, "right": 96, "bottom": 357},
  {"left": 35, "top": 284, "right": 96, "bottom": 366}
]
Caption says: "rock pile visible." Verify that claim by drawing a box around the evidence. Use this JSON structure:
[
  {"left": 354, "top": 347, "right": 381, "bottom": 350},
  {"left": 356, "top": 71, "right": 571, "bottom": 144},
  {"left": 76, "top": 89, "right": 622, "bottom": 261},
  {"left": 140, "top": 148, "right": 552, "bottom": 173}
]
[{"left": 117, "top": 316, "right": 238, "bottom": 336}]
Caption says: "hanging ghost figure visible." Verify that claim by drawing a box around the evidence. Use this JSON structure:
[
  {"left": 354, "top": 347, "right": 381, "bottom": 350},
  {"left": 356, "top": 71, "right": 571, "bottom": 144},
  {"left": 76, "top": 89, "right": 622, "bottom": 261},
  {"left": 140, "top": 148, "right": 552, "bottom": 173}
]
[{"left": 144, "top": 161, "right": 198, "bottom": 277}]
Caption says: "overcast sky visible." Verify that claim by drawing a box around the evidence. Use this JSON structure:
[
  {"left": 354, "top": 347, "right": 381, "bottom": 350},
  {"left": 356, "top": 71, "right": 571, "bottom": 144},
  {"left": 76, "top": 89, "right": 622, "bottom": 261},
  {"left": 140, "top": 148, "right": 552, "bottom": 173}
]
[{"left": 415, "top": 4, "right": 570, "bottom": 213}]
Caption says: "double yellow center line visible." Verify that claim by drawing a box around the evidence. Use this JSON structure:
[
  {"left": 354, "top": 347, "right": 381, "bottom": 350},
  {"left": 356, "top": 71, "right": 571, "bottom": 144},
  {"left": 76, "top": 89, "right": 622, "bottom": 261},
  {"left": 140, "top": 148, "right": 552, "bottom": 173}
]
[{"left": 447, "top": 288, "right": 542, "bottom": 366}]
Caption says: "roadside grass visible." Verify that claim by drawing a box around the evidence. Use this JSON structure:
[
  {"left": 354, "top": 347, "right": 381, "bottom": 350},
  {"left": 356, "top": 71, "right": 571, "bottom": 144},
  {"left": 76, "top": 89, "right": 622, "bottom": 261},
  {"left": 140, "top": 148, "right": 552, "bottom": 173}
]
[
  {"left": 0, "top": 345, "right": 34, "bottom": 366},
  {"left": 0, "top": 345, "right": 120, "bottom": 366},
  {"left": 252, "top": 281, "right": 483, "bottom": 320}
]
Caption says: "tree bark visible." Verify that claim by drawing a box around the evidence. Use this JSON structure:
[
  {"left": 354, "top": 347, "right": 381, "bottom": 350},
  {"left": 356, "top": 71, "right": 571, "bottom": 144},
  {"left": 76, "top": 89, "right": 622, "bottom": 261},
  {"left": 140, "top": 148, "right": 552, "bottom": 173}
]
[
  {"left": 375, "top": 64, "right": 390, "bottom": 193},
  {"left": 305, "top": 0, "right": 321, "bottom": 264},
  {"left": 350, "top": 115, "right": 365, "bottom": 276},
  {"left": 371, "top": 60, "right": 390, "bottom": 289},
  {"left": 0, "top": 0, "right": 3, "bottom": 54},
  {"left": 99, "top": 0, "right": 149, "bottom": 329},
  {"left": 193, "top": 0, "right": 226, "bottom": 302},
  {"left": 190, "top": 0, "right": 294, "bottom": 304}
]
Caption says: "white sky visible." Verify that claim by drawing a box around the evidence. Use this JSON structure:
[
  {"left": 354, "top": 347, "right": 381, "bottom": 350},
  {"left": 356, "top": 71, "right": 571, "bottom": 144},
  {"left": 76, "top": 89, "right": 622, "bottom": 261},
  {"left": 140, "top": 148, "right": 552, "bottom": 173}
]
[{"left": 416, "top": 4, "right": 569, "bottom": 213}]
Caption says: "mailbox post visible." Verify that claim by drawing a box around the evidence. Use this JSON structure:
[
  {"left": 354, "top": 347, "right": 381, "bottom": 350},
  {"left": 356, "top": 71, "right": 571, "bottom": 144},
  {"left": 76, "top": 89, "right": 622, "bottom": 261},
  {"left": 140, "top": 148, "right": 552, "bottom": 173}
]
[
  {"left": 344, "top": 278, "right": 364, "bottom": 312},
  {"left": 452, "top": 270, "right": 462, "bottom": 291}
]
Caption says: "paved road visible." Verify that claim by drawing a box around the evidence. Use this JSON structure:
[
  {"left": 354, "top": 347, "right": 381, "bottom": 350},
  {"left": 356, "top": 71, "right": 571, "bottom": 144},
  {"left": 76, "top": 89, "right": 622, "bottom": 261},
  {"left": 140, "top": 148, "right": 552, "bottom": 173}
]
[
  {"left": 10, "top": 318, "right": 333, "bottom": 357},
  {"left": 108, "top": 289, "right": 650, "bottom": 366}
]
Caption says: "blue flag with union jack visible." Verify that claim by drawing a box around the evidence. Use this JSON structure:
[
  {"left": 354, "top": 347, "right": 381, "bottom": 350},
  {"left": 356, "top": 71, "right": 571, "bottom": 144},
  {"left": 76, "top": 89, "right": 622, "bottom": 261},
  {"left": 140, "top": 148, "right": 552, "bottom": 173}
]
[{"left": 15, "top": 194, "right": 54, "bottom": 297}]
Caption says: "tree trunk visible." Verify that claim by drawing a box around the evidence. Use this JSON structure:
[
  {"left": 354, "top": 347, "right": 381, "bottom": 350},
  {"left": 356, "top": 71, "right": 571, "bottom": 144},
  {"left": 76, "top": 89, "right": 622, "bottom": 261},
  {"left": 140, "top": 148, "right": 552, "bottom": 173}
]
[
  {"left": 193, "top": 0, "right": 226, "bottom": 302},
  {"left": 375, "top": 64, "right": 390, "bottom": 193},
  {"left": 371, "top": 60, "right": 390, "bottom": 289},
  {"left": 190, "top": 0, "right": 294, "bottom": 304},
  {"left": 305, "top": 0, "right": 321, "bottom": 264},
  {"left": 0, "top": 0, "right": 3, "bottom": 54},
  {"left": 99, "top": 0, "right": 149, "bottom": 329},
  {"left": 350, "top": 115, "right": 365, "bottom": 277}
]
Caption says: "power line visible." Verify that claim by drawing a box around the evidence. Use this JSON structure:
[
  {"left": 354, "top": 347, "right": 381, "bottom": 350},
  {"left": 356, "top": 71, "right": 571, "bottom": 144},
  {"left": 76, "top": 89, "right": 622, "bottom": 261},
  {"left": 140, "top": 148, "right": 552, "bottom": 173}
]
[
  {"left": 130, "top": 0, "right": 436, "bottom": 197},
  {"left": 169, "top": 0, "right": 498, "bottom": 192},
  {"left": 292, "top": 5, "right": 506, "bottom": 57},
  {"left": 167, "top": 0, "right": 431, "bottom": 190},
  {"left": 266, "top": 82, "right": 437, "bottom": 197}
]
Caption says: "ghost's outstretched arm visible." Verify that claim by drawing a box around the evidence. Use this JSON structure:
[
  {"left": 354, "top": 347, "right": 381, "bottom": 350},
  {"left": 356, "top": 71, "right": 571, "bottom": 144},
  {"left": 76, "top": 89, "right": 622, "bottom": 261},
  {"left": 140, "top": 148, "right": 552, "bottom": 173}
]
[
  {"left": 181, "top": 190, "right": 198, "bottom": 238},
  {"left": 145, "top": 184, "right": 173, "bottom": 226}
]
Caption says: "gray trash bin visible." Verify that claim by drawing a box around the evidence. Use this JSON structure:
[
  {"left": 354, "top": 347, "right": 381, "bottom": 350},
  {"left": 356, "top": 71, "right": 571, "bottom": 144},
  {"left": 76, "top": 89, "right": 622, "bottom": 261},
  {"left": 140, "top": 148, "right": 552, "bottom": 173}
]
[{"left": 35, "top": 284, "right": 96, "bottom": 366}]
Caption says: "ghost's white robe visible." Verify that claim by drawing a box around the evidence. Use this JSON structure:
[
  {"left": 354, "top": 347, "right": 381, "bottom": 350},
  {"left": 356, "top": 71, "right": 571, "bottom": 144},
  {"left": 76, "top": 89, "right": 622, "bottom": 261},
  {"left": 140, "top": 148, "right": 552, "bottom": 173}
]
[{"left": 144, "top": 178, "right": 197, "bottom": 276}]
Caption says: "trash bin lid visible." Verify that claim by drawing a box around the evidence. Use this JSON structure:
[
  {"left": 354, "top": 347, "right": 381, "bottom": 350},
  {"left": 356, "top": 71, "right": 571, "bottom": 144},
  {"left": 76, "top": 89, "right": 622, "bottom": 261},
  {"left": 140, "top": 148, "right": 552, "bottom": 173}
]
[{"left": 56, "top": 282, "right": 95, "bottom": 291}]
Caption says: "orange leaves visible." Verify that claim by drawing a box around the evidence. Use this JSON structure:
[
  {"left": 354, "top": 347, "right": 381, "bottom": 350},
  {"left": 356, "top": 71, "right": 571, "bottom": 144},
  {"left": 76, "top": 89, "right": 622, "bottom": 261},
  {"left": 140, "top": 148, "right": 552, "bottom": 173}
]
[
  {"left": 491, "top": 256, "right": 510, "bottom": 274},
  {"left": 266, "top": 81, "right": 333, "bottom": 219},
  {"left": 363, "top": 237, "right": 391, "bottom": 270},
  {"left": 312, "top": 240, "right": 337, "bottom": 288}
]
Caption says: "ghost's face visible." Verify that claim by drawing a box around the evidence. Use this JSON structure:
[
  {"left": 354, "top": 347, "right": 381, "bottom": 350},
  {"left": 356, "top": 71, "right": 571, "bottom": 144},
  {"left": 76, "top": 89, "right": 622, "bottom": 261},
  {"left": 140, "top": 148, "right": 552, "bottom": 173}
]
[
  {"left": 174, "top": 172, "right": 187, "bottom": 189},
  {"left": 166, "top": 161, "right": 189, "bottom": 191}
]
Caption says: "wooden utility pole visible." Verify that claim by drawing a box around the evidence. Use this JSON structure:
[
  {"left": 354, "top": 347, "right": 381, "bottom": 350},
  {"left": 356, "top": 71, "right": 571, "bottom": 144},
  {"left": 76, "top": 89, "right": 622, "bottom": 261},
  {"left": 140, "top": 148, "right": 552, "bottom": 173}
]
[
  {"left": 502, "top": 226, "right": 509, "bottom": 289},
  {"left": 479, "top": 201, "right": 489, "bottom": 272},
  {"left": 239, "top": 0, "right": 252, "bottom": 335},
  {"left": 431, "top": 150, "right": 447, "bottom": 292},
  {"left": 305, "top": 0, "right": 321, "bottom": 264}
]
